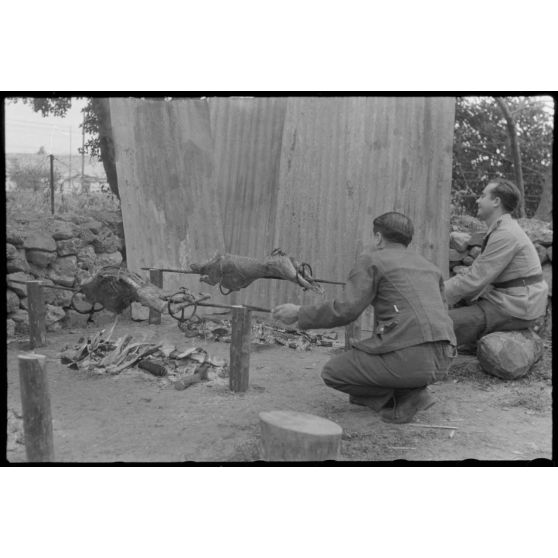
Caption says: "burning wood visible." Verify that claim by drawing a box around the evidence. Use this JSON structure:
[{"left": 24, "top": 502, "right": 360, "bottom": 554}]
[
  {"left": 59, "top": 326, "right": 228, "bottom": 389},
  {"left": 189, "top": 250, "right": 325, "bottom": 294}
]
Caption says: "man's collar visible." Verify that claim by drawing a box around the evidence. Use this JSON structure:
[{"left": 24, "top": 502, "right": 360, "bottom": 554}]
[{"left": 486, "top": 213, "right": 512, "bottom": 235}]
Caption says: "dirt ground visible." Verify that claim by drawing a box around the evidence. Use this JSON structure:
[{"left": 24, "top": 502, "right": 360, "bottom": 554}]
[{"left": 6, "top": 315, "right": 553, "bottom": 462}]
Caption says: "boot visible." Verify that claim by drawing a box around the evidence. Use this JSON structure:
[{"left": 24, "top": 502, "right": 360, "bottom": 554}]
[
  {"left": 349, "top": 394, "right": 394, "bottom": 412},
  {"left": 380, "top": 387, "right": 435, "bottom": 424}
]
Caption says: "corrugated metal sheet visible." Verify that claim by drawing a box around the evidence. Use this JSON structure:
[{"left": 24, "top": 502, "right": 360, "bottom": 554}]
[{"left": 109, "top": 97, "right": 455, "bottom": 314}]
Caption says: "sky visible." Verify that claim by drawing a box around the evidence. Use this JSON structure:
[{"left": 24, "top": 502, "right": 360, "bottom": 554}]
[{"left": 4, "top": 97, "right": 88, "bottom": 154}]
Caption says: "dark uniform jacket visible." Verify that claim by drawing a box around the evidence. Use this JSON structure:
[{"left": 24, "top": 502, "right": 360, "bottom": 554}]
[{"left": 298, "top": 246, "right": 457, "bottom": 354}]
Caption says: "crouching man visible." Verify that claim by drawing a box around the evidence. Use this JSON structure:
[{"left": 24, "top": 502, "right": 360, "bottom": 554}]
[
  {"left": 445, "top": 179, "right": 549, "bottom": 350},
  {"left": 272, "top": 212, "right": 456, "bottom": 424}
]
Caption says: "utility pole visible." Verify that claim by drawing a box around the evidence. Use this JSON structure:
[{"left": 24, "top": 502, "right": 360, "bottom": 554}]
[
  {"left": 49, "top": 154, "right": 54, "bottom": 215},
  {"left": 81, "top": 113, "right": 85, "bottom": 184},
  {"left": 69, "top": 127, "right": 72, "bottom": 191}
]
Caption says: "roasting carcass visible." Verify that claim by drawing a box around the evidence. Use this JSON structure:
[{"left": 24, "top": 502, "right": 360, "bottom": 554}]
[
  {"left": 189, "top": 250, "right": 325, "bottom": 294},
  {"left": 80, "top": 266, "right": 181, "bottom": 314}
]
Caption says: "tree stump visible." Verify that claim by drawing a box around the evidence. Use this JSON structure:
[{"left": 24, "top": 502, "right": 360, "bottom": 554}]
[{"left": 259, "top": 410, "right": 342, "bottom": 461}]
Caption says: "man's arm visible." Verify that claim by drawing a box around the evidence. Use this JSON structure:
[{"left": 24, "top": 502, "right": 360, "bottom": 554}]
[
  {"left": 444, "top": 230, "right": 519, "bottom": 306},
  {"left": 296, "top": 253, "right": 378, "bottom": 330}
]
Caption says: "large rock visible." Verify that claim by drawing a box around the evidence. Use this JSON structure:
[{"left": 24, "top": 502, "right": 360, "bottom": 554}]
[
  {"left": 26, "top": 249, "right": 57, "bottom": 267},
  {"left": 542, "top": 263, "right": 552, "bottom": 297},
  {"left": 91, "top": 230, "right": 122, "bottom": 254},
  {"left": 77, "top": 245, "right": 97, "bottom": 269},
  {"left": 48, "top": 255, "right": 78, "bottom": 287},
  {"left": 78, "top": 228, "right": 96, "bottom": 245},
  {"left": 52, "top": 221, "right": 78, "bottom": 240},
  {"left": 28, "top": 262, "right": 50, "bottom": 279},
  {"left": 45, "top": 304, "right": 66, "bottom": 326},
  {"left": 6, "top": 243, "right": 18, "bottom": 260},
  {"left": 75, "top": 269, "right": 95, "bottom": 287},
  {"left": 547, "top": 246, "right": 552, "bottom": 262},
  {"left": 23, "top": 233, "right": 56, "bottom": 252},
  {"left": 7, "top": 319, "right": 16, "bottom": 337},
  {"left": 84, "top": 220, "right": 104, "bottom": 234},
  {"left": 7, "top": 272, "right": 35, "bottom": 297},
  {"left": 94, "top": 251, "right": 123, "bottom": 268},
  {"left": 449, "top": 232, "right": 471, "bottom": 252},
  {"left": 12, "top": 309, "right": 29, "bottom": 334},
  {"left": 449, "top": 249, "right": 463, "bottom": 263},
  {"left": 6, "top": 227, "right": 24, "bottom": 247},
  {"left": 517, "top": 218, "right": 553, "bottom": 246},
  {"left": 7, "top": 249, "right": 31, "bottom": 273},
  {"left": 468, "top": 246, "right": 482, "bottom": 259},
  {"left": 56, "top": 237, "right": 82, "bottom": 256},
  {"left": 131, "top": 302, "right": 150, "bottom": 321},
  {"left": 462, "top": 255, "right": 474, "bottom": 266},
  {"left": 478, "top": 330, "right": 544, "bottom": 380},
  {"left": 534, "top": 243, "right": 548, "bottom": 264},
  {"left": 7, "top": 289, "right": 20, "bottom": 314}
]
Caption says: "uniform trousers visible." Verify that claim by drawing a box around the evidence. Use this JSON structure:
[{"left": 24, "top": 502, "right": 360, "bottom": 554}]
[
  {"left": 321, "top": 341, "right": 454, "bottom": 407},
  {"left": 449, "top": 299, "right": 536, "bottom": 347}
]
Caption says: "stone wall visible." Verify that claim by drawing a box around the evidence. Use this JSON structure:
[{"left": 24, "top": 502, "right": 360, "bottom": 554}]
[{"left": 6, "top": 211, "right": 125, "bottom": 337}]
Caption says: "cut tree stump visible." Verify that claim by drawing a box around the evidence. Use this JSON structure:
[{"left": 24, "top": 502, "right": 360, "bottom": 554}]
[{"left": 259, "top": 410, "right": 342, "bottom": 461}]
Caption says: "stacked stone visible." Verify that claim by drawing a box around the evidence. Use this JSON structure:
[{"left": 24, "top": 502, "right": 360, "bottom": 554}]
[
  {"left": 6, "top": 213, "right": 124, "bottom": 337},
  {"left": 449, "top": 230, "right": 486, "bottom": 277}
]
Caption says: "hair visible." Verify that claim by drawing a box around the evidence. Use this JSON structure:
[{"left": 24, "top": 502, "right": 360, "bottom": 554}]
[
  {"left": 373, "top": 211, "right": 414, "bottom": 247},
  {"left": 487, "top": 178, "right": 521, "bottom": 213}
]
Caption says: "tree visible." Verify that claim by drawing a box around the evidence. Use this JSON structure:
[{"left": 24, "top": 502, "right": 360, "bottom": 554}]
[
  {"left": 452, "top": 96, "right": 553, "bottom": 219},
  {"left": 494, "top": 97, "right": 526, "bottom": 217},
  {"left": 8, "top": 97, "right": 119, "bottom": 198},
  {"left": 37, "top": 145, "right": 46, "bottom": 155}
]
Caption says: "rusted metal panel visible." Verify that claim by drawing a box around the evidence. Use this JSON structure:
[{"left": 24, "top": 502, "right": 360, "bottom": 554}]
[
  {"left": 108, "top": 96, "right": 455, "bottom": 315},
  {"left": 108, "top": 98, "right": 226, "bottom": 295}
]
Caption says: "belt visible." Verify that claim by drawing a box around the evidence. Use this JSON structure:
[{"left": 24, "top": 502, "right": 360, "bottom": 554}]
[{"left": 492, "top": 273, "right": 543, "bottom": 289}]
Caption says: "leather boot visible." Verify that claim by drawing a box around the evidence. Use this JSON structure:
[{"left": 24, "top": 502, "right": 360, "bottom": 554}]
[
  {"left": 349, "top": 394, "right": 394, "bottom": 412},
  {"left": 380, "top": 387, "right": 435, "bottom": 424}
]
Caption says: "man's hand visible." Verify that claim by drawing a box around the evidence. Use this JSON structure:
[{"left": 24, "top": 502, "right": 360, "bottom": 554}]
[{"left": 272, "top": 303, "right": 301, "bottom": 325}]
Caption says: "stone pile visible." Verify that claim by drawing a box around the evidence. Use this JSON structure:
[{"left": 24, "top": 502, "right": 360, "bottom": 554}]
[{"left": 6, "top": 211, "right": 125, "bottom": 337}]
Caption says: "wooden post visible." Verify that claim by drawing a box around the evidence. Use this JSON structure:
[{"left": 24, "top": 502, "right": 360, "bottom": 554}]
[
  {"left": 259, "top": 410, "right": 342, "bottom": 461},
  {"left": 27, "top": 281, "right": 47, "bottom": 348},
  {"left": 148, "top": 269, "right": 163, "bottom": 324},
  {"left": 229, "top": 306, "right": 251, "bottom": 392},
  {"left": 18, "top": 354, "right": 55, "bottom": 462}
]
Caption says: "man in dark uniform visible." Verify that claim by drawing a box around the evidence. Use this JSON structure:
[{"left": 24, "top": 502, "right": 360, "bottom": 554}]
[{"left": 272, "top": 212, "right": 456, "bottom": 424}]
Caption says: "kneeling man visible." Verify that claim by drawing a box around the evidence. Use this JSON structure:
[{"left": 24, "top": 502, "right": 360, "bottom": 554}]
[{"left": 273, "top": 212, "right": 456, "bottom": 424}]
